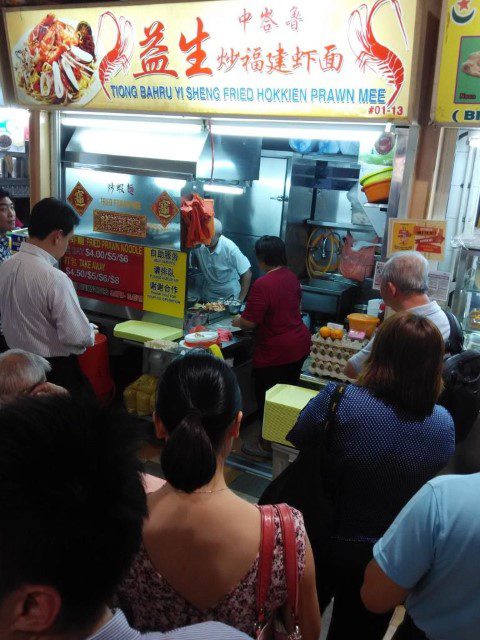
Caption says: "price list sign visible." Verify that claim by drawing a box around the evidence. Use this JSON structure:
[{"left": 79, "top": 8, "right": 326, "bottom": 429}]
[{"left": 62, "top": 236, "right": 144, "bottom": 309}]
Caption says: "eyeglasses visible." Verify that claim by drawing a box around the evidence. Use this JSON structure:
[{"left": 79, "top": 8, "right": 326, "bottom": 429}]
[{"left": 0, "top": 203, "right": 15, "bottom": 212}]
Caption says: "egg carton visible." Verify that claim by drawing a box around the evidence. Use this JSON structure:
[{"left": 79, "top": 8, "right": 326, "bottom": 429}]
[
  {"left": 309, "top": 360, "right": 349, "bottom": 382},
  {"left": 312, "top": 335, "right": 368, "bottom": 350},
  {"left": 311, "top": 355, "right": 349, "bottom": 369}
]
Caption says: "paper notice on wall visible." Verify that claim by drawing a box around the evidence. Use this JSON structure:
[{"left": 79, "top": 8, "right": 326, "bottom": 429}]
[
  {"left": 373, "top": 261, "right": 385, "bottom": 290},
  {"left": 427, "top": 270, "right": 451, "bottom": 303},
  {"left": 373, "top": 262, "right": 451, "bottom": 303}
]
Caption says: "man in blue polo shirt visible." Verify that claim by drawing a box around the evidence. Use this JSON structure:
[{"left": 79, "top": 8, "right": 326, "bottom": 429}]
[{"left": 361, "top": 473, "right": 480, "bottom": 640}]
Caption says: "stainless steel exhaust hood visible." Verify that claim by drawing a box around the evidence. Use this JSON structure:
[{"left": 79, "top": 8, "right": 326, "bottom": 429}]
[{"left": 64, "top": 127, "right": 261, "bottom": 182}]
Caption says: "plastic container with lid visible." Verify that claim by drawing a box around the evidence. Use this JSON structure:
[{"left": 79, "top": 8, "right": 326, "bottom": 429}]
[{"left": 347, "top": 313, "right": 380, "bottom": 338}]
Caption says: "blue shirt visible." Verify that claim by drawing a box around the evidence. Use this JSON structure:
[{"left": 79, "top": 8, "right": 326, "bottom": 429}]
[
  {"left": 0, "top": 234, "right": 11, "bottom": 263},
  {"left": 374, "top": 474, "right": 480, "bottom": 640},
  {"left": 287, "top": 383, "right": 455, "bottom": 542},
  {"left": 87, "top": 609, "right": 250, "bottom": 640}
]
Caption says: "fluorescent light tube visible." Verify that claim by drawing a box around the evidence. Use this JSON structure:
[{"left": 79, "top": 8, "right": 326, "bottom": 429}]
[
  {"left": 204, "top": 183, "right": 244, "bottom": 195},
  {"left": 211, "top": 122, "right": 381, "bottom": 144},
  {"left": 61, "top": 116, "right": 203, "bottom": 135},
  {"left": 154, "top": 178, "right": 186, "bottom": 190}
]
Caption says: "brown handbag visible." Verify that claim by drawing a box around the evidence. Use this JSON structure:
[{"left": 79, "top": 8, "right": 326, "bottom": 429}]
[{"left": 256, "top": 504, "right": 302, "bottom": 640}]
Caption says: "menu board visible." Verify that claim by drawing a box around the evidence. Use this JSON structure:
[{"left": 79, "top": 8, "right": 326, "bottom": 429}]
[
  {"left": 63, "top": 236, "right": 145, "bottom": 309},
  {"left": 4, "top": 0, "right": 418, "bottom": 120},
  {"left": 434, "top": 0, "right": 480, "bottom": 124},
  {"left": 62, "top": 235, "right": 187, "bottom": 317}
]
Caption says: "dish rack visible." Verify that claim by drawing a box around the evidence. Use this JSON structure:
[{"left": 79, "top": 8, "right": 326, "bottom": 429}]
[{"left": 309, "top": 334, "right": 368, "bottom": 381}]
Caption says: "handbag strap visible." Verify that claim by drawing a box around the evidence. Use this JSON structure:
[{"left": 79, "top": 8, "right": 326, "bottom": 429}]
[
  {"left": 324, "top": 383, "right": 346, "bottom": 434},
  {"left": 275, "top": 504, "right": 299, "bottom": 620},
  {"left": 257, "top": 504, "right": 276, "bottom": 625}
]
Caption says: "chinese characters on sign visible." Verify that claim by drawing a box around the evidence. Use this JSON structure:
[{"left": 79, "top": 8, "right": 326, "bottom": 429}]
[
  {"left": 151, "top": 191, "right": 180, "bottom": 228},
  {"left": 67, "top": 182, "right": 93, "bottom": 216},
  {"left": 107, "top": 181, "right": 135, "bottom": 195},
  {"left": 143, "top": 248, "right": 187, "bottom": 318},
  {"left": 93, "top": 210, "right": 147, "bottom": 238},
  {"left": 62, "top": 236, "right": 145, "bottom": 309},
  {"left": 217, "top": 44, "right": 344, "bottom": 74}
]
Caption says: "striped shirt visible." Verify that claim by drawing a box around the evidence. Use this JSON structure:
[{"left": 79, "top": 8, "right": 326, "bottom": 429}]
[
  {"left": 0, "top": 242, "right": 94, "bottom": 357},
  {"left": 87, "top": 610, "right": 251, "bottom": 640}
]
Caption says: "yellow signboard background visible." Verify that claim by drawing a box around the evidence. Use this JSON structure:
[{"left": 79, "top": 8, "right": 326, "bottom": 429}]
[
  {"left": 387, "top": 219, "right": 447, "bottom": 260},
  {"left": 143, "top": 248, "right": 186, "bottom": 318},
  {"left": 434, "top": 0, "right": 480, "bottom": 124},
  {"left": 5, "top": 0, "right": 418, "bottom": 119}
]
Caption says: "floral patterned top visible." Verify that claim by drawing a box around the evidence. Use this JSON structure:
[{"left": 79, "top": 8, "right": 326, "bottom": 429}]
[{"left": 114, "top": 506, "right": 306, "bottom": 637}]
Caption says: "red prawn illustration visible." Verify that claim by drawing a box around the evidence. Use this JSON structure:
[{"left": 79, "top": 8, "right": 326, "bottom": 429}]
[
  {"left": 97, "top": 11, "right": 134, "bottom": 99},
  {"left": 348, "top": 0, "right": 409, "bottom": 106}
]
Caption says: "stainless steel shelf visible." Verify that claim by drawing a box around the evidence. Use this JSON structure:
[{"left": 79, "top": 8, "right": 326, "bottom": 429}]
[
  {"left": 306, "top": 219, "right": 374, "bottom": 232},
  {"left": 0, "top": 178, "right": 29, "bottom": 185},
  {"left": 0, "top": 151, "right": 27, "bottom": 158}
]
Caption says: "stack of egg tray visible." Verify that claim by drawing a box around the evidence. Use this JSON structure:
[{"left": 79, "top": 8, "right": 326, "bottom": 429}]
[{"left": 309, "top": 334, "right": 368, "bottom": 381}]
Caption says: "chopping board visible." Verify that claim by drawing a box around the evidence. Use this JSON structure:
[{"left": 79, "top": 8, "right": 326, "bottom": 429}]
[{"left": 114, "top": 321, "right": 183, "bottom": 343}]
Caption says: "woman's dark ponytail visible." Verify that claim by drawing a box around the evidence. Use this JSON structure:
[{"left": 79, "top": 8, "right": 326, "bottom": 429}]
[
  {"left": 161, "top": 410, "right": 216, "bottom": 493},
  {"left": 156, "top": 352, "right": 242, "bottom": 494}
]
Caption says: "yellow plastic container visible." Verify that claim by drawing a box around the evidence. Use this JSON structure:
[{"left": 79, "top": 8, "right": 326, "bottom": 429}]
[
  {"left": 347, "top": 313, "right": 380, "bottom": 338},
  {"left": 263, "top": 384, "right": 318, "bottom": 447}
]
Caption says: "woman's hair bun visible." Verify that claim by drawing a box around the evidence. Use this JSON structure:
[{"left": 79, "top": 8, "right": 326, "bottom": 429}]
[{"left": 157, "top": 353, "right": 242, "bottom": 493}]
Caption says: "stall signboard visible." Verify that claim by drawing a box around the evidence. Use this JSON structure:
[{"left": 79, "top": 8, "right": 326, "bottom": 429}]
[
  {"left": 387, "top": 219, "right": 447, "bottom": 260},
  {"left": 63, "top": 236, "right": 187, "bottom": 317},
  {"left": 143, "top": 248, "right": 187, "bottom": 318},
  {"left": 434, "top": 0, "right": 480, "bottom": 124},
  {"left": 4, "top": 0, "right": 418, "bottom": 120}
]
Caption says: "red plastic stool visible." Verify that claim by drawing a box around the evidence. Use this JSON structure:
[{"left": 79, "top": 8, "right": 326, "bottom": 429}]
[{"left": 78, "top": 333, "right": 115, "bottom": 405}]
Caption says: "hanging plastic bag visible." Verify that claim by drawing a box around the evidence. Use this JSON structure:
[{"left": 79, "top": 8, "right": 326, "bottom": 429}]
[{"left": 339, "top": 232, "right": 380, "bottom": 282}]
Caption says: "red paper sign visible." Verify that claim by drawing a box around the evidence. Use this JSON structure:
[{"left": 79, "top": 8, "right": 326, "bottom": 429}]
[
  {"left": 62, "top": 236, "right": 144, "bottom": 309},
  {"left": 151, "top": 191, "right": 180, "bottom": 228},
  {"left": 67, "top": 182, "right": 93, "bottom": 216}
]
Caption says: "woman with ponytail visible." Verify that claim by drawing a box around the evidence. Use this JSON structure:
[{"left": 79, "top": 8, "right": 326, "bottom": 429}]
[{"left": 115, "top": 352, "right": 320, "bottom": 638}]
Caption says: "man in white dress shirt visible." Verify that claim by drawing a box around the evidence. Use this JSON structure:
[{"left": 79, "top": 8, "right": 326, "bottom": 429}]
[
  {"left": 0, "top": 197, "right": 95, "bottom": 393},
  {"left": 0, "top": 394, "right": 250, "bottom": 640},
  {"left": 194, "top": 219, "right": 252, "bottom": 302}
]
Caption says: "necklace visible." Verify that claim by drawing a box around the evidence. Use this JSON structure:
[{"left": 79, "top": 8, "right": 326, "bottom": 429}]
[{"left": 193, "top": 487, "right": 229, "bottom": 494}]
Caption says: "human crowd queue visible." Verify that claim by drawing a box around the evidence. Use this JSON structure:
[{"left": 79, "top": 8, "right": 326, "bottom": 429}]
[{"left": 0, "top": 196, "right": 478, "bottom": 640}]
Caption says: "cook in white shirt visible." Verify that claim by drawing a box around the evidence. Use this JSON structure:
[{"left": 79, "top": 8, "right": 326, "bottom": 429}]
[
  {"left": 193, "top": 219, "right": 252, "bottom": 302},
  {"left": 0, "top": 197, "right": 95, "bottom": 391}
]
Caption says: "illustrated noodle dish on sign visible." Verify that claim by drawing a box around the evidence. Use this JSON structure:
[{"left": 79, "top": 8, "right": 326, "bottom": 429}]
[{"left": 14, "top": 14, "right": 99, "bottom": 105}]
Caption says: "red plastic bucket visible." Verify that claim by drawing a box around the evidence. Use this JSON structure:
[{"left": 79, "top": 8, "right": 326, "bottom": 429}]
[{"left": 78, "top": 333, "right": 115, "bottom": 404}]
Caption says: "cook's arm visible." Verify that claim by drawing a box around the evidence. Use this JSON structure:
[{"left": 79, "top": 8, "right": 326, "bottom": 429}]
[
  {"left": 238, "top": 269, "right": 252, "bottom": 302},
  {"left": 232, "top": 314, "right": 256, "bottom": 330}
]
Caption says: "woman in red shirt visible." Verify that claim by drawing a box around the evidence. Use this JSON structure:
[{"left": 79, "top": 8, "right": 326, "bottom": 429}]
[{"left": 232, "top": 236, "right": 311, "bottom": 458}]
